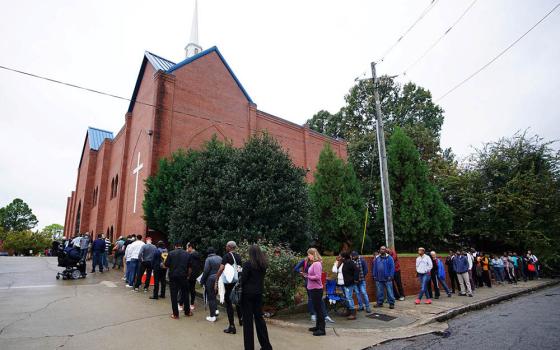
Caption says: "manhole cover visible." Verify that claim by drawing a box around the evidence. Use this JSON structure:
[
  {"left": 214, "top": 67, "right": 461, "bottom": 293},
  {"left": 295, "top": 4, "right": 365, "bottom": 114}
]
[{"left": 366, "top": 312, "right": 397, "bottom": 321}]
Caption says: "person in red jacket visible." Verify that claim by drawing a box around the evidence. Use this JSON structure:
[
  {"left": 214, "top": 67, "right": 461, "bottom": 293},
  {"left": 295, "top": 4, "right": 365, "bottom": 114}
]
[{"left": 387, "top": 248, "right": 405, "bottom": 301}]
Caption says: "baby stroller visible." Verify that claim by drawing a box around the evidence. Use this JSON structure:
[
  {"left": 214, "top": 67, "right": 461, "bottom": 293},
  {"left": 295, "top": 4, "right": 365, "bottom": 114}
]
[
  {"left": 56, "top": 246, "right": 86, "bottom": 280},
  {"left": 324, "top": 279, "right": 348, "bottom": 315}
]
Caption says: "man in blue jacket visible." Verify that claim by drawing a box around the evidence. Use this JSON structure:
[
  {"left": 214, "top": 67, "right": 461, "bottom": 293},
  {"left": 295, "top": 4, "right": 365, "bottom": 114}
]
[
  {"left": 351, "top": 251, "right": 371, "bottom": 313},
  {"left": 91, "top": 234, "right": 106, "bottom": 273},
  {"left": 453, "top": 250, "right": 473, "bottom": 297},
  {"left": 372, "top": 246, "right": 396, "bottom": 309}
]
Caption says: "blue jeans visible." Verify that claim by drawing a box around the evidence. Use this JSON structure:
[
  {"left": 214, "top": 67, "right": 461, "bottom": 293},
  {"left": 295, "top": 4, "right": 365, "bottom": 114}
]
[
  {"left": 126, "top": 259, "right": 139, "bottom": 286},
  {"left": 343, "top": 286, "right": 356, "bottom": 310},
  {"left": 352, "top": 281, "right": 370, "bottom": 309},
  {"left": 418, "top": 273, "right": 431, "bottom": 300},
  {"left": 80, "top": 249, "right": 88, "bottom": 259},
  {"left": 493, "top": 266, "right": 504, "bottom": 282},
  {"left": 437, "top": 276, "right": 451, "bottom": 294},
  {"left": 101, "top": 252, "right": 108, "bottom": 269},
  {"left": 92, "top": 251, "right": 103, "bottom": 271},
  {"left": 375, "top": 280, "right": 395, "bottom": 305}
]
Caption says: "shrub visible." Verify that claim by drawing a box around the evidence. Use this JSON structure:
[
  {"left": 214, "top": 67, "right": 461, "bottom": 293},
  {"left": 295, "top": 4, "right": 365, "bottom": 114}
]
[{"left": 237, "top": 241, "right": 303, "bottom": 312}]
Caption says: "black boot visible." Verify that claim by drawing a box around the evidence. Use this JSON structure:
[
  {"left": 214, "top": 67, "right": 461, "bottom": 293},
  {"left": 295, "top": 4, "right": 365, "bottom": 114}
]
[{"left": 223, "top": 326, "right": 236, "bottom": 334}]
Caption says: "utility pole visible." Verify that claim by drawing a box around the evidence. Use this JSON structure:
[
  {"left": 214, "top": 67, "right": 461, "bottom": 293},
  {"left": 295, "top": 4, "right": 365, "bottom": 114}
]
[{"left": 371, "top": 62, "right": 395, "bottom": 250}]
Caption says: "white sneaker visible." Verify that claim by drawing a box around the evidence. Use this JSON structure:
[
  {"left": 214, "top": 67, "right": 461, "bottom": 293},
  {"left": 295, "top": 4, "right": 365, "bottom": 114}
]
[
  {"left": 125, "top": 285, "right": 132, "bottom": 288},
  {"left": 206, "top": 316, "right": 216, "bottom": 322},
  {"left": 399, "top": 297, "right": 405, "bottom": 301},
  {"left": 215, "top": 310, "right": 219, "bottom": 316},
  {"left": 311, "top": 315, "right": 317, "bottom": 322},
  {"left": 325, "top": 316, "right": 335, "bottom": 323},
  {"left": 190, "top": 305, "right": 195, "bottom": 311},
  {"left": 178, "top": 305, "right": 184, "bottom": 311}
]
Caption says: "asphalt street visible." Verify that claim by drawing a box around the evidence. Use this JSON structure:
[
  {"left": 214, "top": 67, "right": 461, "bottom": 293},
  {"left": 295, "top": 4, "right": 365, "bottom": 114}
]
[{"left": 375, "top": 284, "right": 560, "bottom": 350}]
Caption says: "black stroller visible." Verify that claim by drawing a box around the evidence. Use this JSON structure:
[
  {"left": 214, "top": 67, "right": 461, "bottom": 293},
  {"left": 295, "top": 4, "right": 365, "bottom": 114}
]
[{"left": 56, "top": 246, "right": 86, "bottom": 280}]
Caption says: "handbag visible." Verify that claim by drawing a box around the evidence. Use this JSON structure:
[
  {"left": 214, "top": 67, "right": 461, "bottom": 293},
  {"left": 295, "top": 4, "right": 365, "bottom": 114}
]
[
  {"left": 528, "top": 263, "right": 536, "bottom": 272},
  {"left": 223, "top": 253, "right": 239, "bottom": 284},
  {"left": 230, "top": 276, "right": 243, "bottom": 305}
]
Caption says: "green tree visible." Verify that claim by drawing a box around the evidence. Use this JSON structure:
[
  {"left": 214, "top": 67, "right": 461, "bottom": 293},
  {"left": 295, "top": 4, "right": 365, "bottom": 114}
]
[
  {"left": 385, "top": 127, "right": 452, "bottom": 248},
  {"left": 310, "top": 144, "right": 364, "bottom": 252},
  {"left": 0, "top": 198, "right": 38, "bottom": 232},
  {"left": 42, "top": 224, "right": 64, "bottom": 240},
  {"left": 307, "top": 78, "right": 451, "bottom": 247},
  {"left": 3, "top": 230, "right": 51, "bottom": 255},
  {"left": 168, "top": 134, "right": 311, "bottom": 252},
  {"left": 234, "top": 133, "right": 311, "bottom": 252},
  {"left": 143, "top": 149, "right": 199, "bottom": 236}
]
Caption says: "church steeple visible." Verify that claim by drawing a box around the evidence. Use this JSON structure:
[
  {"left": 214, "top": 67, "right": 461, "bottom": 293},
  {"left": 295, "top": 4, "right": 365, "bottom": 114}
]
[{"left": 185, "top": 0, "right": 202, "bottom": 58}]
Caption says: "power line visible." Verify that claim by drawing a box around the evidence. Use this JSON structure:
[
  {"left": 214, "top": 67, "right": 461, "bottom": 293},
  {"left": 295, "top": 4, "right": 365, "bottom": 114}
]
[
  {"left": 436, "top": 2, "right": 560, "bottom": 102},
  {"left": 378, "top": 0, "right": 439, "bottom": 63},
  {"left": 403, "top": 0, "right": 478, "bottom": 76},
  {"left": 0, "top": 64, "right": 342, "bottom": 148}
]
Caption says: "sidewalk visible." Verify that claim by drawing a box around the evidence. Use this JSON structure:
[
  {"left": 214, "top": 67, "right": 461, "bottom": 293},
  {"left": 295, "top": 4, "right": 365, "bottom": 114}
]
[{"left": 270, "top": 279, "right": 558, "bottom": 345}]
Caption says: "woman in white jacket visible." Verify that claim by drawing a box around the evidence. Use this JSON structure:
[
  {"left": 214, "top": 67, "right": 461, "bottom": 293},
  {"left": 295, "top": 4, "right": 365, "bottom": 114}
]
[{"left": 332, "top": 255, "right": 344, "bottom": 287}]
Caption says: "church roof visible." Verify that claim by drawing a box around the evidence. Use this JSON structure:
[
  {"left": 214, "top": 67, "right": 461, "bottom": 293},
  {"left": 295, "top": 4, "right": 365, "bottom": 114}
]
[
  {"left": 87, "top": 127, "right": 114, "bottom": 150},
  {"left": 128, "top": 46, "right": 253, "bottom": 113}
]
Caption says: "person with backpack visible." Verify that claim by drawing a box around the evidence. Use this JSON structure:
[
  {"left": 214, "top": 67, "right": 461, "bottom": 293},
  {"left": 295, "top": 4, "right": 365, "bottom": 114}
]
[
  {"left": 165, "top": 242, "right": 191, "bottom": 319},
  {"left": 215, "top": 241, "right": 243, "bottom": 335},
  {"left": 201, "top": 247, "right": 222, "bottom": 322},
  {"left": 430, "top": 251, "right": 452, "bottom": 298},
  {"left": 372, "top": 246, "right": 396, "bottom": 309},
  {"left": 241, "top": 244, "right": 273, "bottom": 350},
  {"left": 150, "top": 241, "right": 168, "bottom": 300},
  {"left": 186, "top": 242, "right": 202, "bottom": 312}
]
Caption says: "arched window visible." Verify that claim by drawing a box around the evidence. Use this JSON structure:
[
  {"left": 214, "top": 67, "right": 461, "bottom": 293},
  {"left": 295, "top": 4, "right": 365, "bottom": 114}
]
[
  {"left": 114, "top": 175, "right": 119, "bottom": 198},
  {"left": 111, "top": 178, "right": 115, "bottom": 199},
  {"left": 74, "top": 201, "right": 81, "bottom": 234},
  {"left": 110, "top": 226, "right": 114, "bottom": 242}
]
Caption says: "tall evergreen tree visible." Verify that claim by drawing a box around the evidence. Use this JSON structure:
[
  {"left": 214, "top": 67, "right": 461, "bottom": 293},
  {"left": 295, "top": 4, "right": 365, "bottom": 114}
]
[
  {"left": 0, "top": 198, "right": 38, "bottom": 232},
  {"left": 385, "top": 127, "right": 452, "bottom": 248},
  {"left": 310, "top": 144, "right": 364, "bottom": 252}
]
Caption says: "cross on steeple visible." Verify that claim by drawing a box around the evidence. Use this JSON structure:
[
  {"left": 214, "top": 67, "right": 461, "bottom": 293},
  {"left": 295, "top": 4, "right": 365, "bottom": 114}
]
[
  {"left": 185, "top": 0, "right": 202, "bottom": 58},
  {"left": 132, "top": 152, "right": 143, "bottom": 213}
]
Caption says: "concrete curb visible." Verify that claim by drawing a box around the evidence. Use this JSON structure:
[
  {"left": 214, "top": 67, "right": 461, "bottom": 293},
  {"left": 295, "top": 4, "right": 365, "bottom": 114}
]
[{"left": 427, "top": 279, "right": 560, "bottom": 324}]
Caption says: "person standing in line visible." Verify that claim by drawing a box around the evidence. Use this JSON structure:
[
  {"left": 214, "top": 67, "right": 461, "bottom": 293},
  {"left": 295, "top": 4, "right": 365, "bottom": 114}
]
[
  {"left": 125, "top": 234, "right": 144, "bottom": 288},
  {"left": 186, "top": 242, "right": 202, "bottom": 312},
  {"left": 79, "top": 233, "right": 89, "bottom": 260},
  {"left": 294, "top": 256, "right": 334, "bottom": 323},
  {"left": 512, "top": 252, "right": 522, "bottom": 282},
  {"left": 122, "top": 235, "right": 134, "bottom": 281},
  {"left": 479, "top": 252, "right": 492, "bottom": 287},
  {"left": 445, "top": 250, "right": 459, "bottom": 293},
  {"left": 466, "top": 249, "right": 476, "bottom": 291},
  {"left": 102, "top": 234, "right": 111, "bottom": 271},
  {"left": 201, "top": 247, "right": 222, "bottom": 322},
  {"left": 351, "top": 251, "right": 371, "bottom": 313},
  {"left": 430, "top": 251, "right": 452, "bottom": 298},
  {"left": 215, "top": 241, "right": 243, "bottom": 334},
  {"left": 504, "top": 252, "right": 517, "bottom": 284},
  {"left": 150, "top": 241, "right": 167, "bottom": 300},
  {"left": 112, "top": 236, "right": 125, "bottom": 269},
  {"left": 387, "top": 248, "right": 405, "bottom": 301},
  {"left": 341, "top": 252, "right": 359, "bottom": 320},
  {"left": 415, "top": 247, "right": 433, "bottom": 305},
  {"left": 491, "top": 255, "right": 504, "bottom": 284},
  {"left": 453, "top": 250, "right": 473, "bottom": 297},
  {"left": 372, "top": 246, "right": 396, "bottom": 309},
  {"left": 91, "top": 234, "right": 106, "bottom": 273},
  {"left": 241, "top": 245, "right": 273, "bottom": 350},
  {"left": 305, "top": 248, "right": 325, "bottom": 336},
  {"left": 528, "top": 250, "right": 539, "bottom": 279},
  {"left": 165, "top": 242, "right": 191, "bottom": 319},
  {"left": 134, "top": 236, "right": 157, "bottom": 292}
]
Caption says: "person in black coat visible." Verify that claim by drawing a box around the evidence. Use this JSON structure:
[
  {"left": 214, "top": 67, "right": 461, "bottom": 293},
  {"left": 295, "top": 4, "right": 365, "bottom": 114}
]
[
  {"left": 341, "top": 251, "right": 359, "bottom": 320},
  {"left": 186, "top": 242, "right": 202, "bottom": 312},
  {"left": 165, "top": 243, "right": 191, "bottom": 319},
  {"left": 241, "top": 245, "right": 272, "bottom": 350}
]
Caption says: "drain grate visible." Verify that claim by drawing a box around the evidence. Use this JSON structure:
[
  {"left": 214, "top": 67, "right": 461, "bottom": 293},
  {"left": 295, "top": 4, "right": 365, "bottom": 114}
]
[{"left": 366, "top": 312, "right": 397, "bottom": 321}]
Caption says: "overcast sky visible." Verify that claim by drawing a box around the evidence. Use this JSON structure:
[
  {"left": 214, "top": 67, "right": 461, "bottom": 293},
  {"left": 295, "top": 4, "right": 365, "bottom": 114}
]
[{"left": 1, "top": 0, "right": 559, "bottom": 229}]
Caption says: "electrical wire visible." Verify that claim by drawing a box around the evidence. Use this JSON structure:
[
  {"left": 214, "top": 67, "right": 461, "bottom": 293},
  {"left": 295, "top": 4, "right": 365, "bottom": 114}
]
[
  {"left": 378, "top": 0, "right": 439, "bottom": 63},
  {"left": 0, "top": 64, "right": 344, "bottom": 148},
  {"left": 436, "top": 2, "right": 560, "bottom": 102},
  {"left": 403, "top": 0, "right": 478, "bottom": 76}
]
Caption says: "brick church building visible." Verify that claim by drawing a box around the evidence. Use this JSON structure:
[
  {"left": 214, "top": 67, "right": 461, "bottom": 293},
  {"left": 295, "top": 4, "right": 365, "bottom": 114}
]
[{"left": 63, "top": 7, "right": 347, "bottom": 241}]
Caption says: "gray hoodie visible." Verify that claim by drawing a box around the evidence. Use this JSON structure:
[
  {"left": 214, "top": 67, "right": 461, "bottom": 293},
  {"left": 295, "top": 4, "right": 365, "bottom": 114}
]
[{"left": 138, "top": 243, "right": 157, "bottom": 263}]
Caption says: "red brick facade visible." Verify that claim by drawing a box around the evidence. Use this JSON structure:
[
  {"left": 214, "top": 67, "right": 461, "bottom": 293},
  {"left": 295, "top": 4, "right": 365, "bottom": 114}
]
[{"left": 63, "top": 48, "right": 347, "bottom": 241}]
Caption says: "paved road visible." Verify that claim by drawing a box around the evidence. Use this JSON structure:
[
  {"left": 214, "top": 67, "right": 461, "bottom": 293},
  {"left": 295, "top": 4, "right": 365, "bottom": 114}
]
[{"left": 376, "top": 284, "right": 560, "bottom": 350}]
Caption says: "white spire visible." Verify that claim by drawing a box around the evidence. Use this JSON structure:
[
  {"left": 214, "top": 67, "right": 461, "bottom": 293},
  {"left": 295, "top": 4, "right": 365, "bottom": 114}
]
[{"left": 185, "top": 0, "right": 202, "bottom": 58}]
